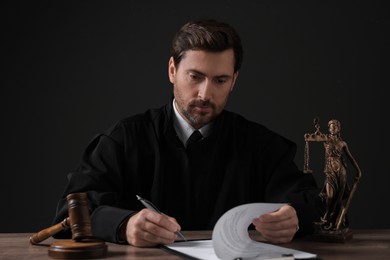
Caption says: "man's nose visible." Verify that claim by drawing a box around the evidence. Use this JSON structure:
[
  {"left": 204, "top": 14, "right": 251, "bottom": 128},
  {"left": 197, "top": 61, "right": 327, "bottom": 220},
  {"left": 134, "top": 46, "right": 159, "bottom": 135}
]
[{"left": 197, "top": 80, "right": 212, "bottom": 101}]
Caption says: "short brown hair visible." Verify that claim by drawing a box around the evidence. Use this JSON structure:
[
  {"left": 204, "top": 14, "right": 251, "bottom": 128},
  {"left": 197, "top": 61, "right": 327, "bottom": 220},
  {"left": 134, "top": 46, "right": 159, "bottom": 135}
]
[{"left": 171, "top": 19, "right": 243, "bottom": 72}]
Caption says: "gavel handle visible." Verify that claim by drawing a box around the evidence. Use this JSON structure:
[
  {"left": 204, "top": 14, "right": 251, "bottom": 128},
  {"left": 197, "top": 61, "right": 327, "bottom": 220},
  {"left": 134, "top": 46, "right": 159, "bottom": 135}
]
[{"left": 29, "top": 217, "right": 69, "bottom": 245}]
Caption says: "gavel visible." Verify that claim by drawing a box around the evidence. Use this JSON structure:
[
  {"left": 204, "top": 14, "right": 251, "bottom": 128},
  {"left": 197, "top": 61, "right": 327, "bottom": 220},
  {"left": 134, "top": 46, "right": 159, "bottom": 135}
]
[
  {"left": 30, "top": 192, "right": 94, "bottom": 244},
  {"left": 30, "top": 192, "right": 107, "bottom": 259}
]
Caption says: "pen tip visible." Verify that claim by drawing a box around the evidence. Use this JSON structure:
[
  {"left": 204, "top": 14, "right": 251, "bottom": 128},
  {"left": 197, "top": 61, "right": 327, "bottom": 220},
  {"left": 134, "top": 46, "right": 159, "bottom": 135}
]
[{"left": 136, "top": 195, "right": 141, "bottom": 200}]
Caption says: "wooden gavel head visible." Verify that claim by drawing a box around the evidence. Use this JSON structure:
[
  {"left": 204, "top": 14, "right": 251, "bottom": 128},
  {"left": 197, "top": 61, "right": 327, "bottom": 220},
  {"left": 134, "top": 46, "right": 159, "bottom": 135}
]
[{"left": 66, "top": 192, "right": 94, "bottom": 241}]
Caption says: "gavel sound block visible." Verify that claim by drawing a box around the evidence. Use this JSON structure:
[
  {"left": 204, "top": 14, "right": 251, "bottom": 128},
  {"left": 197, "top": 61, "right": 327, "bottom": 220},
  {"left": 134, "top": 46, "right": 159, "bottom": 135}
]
[{"left": 30, "top": 193, "right": 107, "bottom": 259}]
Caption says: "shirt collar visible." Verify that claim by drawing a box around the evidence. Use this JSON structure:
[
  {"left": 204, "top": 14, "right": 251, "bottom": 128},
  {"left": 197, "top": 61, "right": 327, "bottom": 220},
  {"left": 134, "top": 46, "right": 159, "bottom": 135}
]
[{"left": 172, "top": 99, "right": 212, "bottom": 145}]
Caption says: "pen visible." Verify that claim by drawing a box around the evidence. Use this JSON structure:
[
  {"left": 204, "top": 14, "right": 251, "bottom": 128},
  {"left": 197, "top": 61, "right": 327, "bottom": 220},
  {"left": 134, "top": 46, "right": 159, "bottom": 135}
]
[{"left": 136, "top": 195, "right": 187, "bottom": 241}]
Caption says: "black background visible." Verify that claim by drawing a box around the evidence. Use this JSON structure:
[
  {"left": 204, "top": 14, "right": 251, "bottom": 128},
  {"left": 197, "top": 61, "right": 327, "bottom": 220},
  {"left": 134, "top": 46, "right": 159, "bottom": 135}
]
[{"left": 2, "top": 1, "right": 388, "bottom": 233}]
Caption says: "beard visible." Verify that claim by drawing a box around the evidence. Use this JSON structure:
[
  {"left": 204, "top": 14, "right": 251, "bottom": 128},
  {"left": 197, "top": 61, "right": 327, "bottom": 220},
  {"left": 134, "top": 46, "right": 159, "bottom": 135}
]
[{"left": 180, "top": 99, "right": 218, "bottom": 128}]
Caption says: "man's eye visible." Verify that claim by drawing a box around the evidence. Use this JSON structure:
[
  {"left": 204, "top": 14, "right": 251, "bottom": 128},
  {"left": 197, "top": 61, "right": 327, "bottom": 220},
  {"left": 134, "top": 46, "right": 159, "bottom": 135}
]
[
  {"left": 215, "top": 78, "right": 228, "bottom": 84},
  {"left": 189, "top": 73, "right": 201, "bottom": 81}
]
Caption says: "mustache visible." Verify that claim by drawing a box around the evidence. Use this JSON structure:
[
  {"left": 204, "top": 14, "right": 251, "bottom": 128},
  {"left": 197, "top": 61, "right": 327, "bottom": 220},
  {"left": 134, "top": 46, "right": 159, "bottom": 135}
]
[{"left": 189, "top": 99, "right": 215, "bottom": 108}]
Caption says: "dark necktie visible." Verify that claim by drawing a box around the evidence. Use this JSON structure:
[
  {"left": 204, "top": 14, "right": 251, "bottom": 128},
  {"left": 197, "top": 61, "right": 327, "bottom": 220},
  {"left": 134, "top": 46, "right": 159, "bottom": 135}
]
[{"left": 186, "top": 130, "right": 203, "bottom": 150}]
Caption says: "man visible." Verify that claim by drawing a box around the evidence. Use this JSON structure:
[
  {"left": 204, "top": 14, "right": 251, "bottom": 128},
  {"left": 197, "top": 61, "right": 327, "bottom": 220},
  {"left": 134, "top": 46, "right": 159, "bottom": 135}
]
[{"left": 53, "top": 19, "right": 322, "bottom": 247}]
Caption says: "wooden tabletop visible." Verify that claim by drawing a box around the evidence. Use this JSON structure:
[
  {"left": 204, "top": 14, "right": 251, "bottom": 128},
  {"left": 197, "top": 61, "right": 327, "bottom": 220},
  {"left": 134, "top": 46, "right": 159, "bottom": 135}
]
[{"left": 1, "top": 229, "right": 389, "bottom": 259}]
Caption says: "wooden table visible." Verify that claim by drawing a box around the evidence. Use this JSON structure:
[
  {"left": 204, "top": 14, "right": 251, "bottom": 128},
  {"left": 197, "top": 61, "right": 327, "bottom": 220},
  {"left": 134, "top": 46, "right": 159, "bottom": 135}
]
[{"left": 0, "top": 230, "right": 389, "bottom": 259}]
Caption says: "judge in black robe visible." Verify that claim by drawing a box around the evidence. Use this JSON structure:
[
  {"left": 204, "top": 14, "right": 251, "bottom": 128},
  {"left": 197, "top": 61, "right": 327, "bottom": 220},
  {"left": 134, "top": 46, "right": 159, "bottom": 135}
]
[{"left": 53, "top": 101, "right": 322, "bottom": 243}]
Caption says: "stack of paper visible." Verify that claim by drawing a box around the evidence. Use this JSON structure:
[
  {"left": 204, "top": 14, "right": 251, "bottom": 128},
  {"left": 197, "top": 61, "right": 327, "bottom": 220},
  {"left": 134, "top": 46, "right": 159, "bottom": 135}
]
[{"left": 165, "top": 203, "right": 317, "bottom": 260}]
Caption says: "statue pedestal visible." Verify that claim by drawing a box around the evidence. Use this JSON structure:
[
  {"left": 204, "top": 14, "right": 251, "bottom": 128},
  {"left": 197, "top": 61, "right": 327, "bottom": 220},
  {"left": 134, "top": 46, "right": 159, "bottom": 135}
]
[{"left": 310, "top": 224, "right": 353, "bottom": 243}]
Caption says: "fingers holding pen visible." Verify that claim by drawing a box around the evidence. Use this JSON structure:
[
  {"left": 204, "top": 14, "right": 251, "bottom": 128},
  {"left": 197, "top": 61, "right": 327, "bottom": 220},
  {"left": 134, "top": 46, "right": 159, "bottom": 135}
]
[
  {"left": 126, "top": 209, "right": 181, "bottom": 247},
  {"left": 146, "top": 210, "right": 182, "bottom": 234}
]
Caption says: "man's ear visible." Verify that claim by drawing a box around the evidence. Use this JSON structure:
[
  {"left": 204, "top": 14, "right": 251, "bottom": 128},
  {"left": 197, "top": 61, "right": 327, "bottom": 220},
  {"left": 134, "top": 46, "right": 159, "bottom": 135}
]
[
  {"left": 168, "top": 57, "right": 176, "bottom": 84},
  {"left": 231, "top": 71, "right": 239, "bottom": 91}
]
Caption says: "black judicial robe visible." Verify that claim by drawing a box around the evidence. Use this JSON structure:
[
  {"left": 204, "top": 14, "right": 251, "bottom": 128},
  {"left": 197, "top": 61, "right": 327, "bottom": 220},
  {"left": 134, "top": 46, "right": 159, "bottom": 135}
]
[{"left": 53, "top": 102, "right": 322, "bottom": 243}]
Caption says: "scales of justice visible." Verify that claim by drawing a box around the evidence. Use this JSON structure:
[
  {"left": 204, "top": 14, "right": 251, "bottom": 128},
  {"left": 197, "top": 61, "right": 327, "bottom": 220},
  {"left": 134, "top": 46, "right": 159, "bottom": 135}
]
[{"left": 303, "top": 118, "right": 362, "bottom": 242}]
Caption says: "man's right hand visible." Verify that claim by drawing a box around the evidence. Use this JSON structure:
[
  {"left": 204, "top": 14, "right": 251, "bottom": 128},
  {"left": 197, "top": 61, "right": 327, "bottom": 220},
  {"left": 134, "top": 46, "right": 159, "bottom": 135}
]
[{"left": 123, "top": 208, "right": 182, "bottom": 247}]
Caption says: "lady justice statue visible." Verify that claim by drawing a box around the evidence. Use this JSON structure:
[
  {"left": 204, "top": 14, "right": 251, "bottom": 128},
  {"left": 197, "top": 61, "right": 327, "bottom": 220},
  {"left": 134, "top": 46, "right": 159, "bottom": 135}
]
[{"left": 304, "top": 118, "right": 362, "bottom": 241}]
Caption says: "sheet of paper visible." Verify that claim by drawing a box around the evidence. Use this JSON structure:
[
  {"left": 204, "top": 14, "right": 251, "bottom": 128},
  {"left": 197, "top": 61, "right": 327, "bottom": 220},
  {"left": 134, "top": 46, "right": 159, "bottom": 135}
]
[
  {"left": 166, "top": 203, "right": 317, "bottom": 259},
  {"left": 212, "top": 203, "right": 286, "bottom": 259},
  {"left": 165, "top": 240, "right": 295, "bottom": 260},
  {"left": 165, "top": 240, "right": 219, "bottom": 260}
]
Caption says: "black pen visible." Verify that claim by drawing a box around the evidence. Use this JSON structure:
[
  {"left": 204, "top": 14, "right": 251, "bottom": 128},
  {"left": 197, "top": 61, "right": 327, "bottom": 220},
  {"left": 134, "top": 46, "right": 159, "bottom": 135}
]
[{"left": 136, "top": 195, "right": 187, "bottom": 241}]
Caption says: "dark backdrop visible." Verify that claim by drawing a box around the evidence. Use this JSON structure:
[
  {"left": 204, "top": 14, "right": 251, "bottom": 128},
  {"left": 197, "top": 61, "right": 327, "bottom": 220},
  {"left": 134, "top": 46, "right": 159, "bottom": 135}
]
[{"left": 2, "top": 1, "right": 388, "bottom": 233}]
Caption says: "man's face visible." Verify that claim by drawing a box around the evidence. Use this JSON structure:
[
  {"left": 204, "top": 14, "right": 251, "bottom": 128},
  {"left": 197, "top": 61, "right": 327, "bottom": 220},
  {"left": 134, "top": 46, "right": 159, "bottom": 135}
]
[{"left": 169, "top": 49, "right": 238, "bottom": 129}]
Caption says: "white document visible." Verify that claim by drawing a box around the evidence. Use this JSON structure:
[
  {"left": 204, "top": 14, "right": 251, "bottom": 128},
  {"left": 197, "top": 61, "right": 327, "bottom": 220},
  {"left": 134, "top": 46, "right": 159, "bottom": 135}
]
[{"left": 165, "top": 203, "right": 317, "bottom": 260}]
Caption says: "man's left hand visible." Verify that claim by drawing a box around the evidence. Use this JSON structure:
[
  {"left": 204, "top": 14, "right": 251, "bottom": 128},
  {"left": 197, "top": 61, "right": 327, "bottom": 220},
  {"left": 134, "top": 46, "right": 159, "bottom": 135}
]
[{"left": 252, "top": 205, "right": 298, "bottom": 244}]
